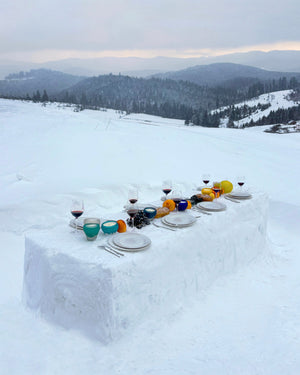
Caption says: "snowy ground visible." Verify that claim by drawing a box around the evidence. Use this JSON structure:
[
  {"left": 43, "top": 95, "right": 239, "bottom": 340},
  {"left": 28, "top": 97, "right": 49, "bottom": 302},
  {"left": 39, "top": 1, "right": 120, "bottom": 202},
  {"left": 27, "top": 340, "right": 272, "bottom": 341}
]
[
  {"left": 1, "top": 99, "right": 300, "bottom": 374},
  {"left": 215, "top": 89, "right": 300, "bottom": 128}
]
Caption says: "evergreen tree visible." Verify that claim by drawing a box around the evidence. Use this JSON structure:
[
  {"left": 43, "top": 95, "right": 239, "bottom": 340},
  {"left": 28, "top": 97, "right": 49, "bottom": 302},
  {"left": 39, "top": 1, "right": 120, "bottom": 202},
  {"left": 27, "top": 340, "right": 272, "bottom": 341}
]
[{"left": 41, "top": 90, "right": 49, "bottom": 102}]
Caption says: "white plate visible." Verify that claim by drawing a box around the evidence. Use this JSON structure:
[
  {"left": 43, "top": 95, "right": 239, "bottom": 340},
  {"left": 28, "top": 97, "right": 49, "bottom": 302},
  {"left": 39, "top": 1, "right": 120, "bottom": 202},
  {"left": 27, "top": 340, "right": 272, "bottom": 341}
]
[
  {"left": 228, "top": 191, "right": 252, "bottom": 199},
  {"left": 197, "top": 201, "right": 226, "bottom": 212},
  {"left": 108, "top": 237, "right": 150, "bottom": 252},
  {"left": 163, "top": 213, "right": 196, "bottom": 227},
  {"left": 112, "top": 233, "right": 151, "bottom": 250}
]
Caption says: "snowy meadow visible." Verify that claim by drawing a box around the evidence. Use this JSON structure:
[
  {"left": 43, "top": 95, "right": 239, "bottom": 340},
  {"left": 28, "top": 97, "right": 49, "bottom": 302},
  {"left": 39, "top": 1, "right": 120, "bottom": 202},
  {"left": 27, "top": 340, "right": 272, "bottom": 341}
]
[{"left": 1, "top": 98, "right": 300, "bottom": 374}]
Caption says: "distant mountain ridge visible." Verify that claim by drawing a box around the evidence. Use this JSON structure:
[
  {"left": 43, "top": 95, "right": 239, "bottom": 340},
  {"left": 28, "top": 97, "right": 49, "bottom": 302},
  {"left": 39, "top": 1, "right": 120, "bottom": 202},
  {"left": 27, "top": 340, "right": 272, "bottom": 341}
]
[
  {"left": 152, "top": 63, "right": 300, "bottom": 87},
  {"left": 1, "top": 50, "right": 300, "bottom": 79},
  {"left": 0, "top": 69, "right": 84, "bottom": 97}
]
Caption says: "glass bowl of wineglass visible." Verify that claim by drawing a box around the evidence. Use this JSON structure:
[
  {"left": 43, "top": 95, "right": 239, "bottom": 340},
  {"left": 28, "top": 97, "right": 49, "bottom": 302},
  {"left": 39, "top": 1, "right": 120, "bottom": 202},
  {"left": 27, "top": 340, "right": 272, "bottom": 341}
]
[
  {"left": 70, "top": 200, "right": 84, "bottom": 232},
  {"left": 171, "top": 189, "right": 182, "bottom": 212},
  {"left": 126, "top": 205, "right": 139, "bottom": 230},
  {"left": 162, "top": 180, "right": 172, "bottom": 201},
  {"left": 202, "top": 174, "right": 211, "bottom": 187},
  {"left": 212, "top": 183, "right": 221, "bottom": 198},
  {"left": 128, "top": 188, "right": 138, "bottom": 205},
  {"left": 236, "top": 176, "right": 245, "bottom": 191}
]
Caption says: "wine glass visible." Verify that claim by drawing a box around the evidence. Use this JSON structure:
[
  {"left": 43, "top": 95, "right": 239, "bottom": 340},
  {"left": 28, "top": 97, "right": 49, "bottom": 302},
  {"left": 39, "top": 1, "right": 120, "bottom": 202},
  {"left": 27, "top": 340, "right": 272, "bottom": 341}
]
[
  {"left": 127, "top": 205, "right": 139, "bottom": 231},
  {"left": 128, "top": 188, "right": 138, "bottom": 205},
  {"left": 162, "top": 180, "right": 172, "bottom": 200},
  {"left": 202, "top": 174, "right": 210, "bottom": 186},
  {"left": 212, "top": 183, "right": 221, "bottom": 198},
  {"left": 70, "top": 200, "right": 84, "bottom": 232},
  {"left": 171, "top": 189, "right": 182, "bottom": 212},
  {"left": 236, "top": 176, "right": 245, "bottom": 191}
]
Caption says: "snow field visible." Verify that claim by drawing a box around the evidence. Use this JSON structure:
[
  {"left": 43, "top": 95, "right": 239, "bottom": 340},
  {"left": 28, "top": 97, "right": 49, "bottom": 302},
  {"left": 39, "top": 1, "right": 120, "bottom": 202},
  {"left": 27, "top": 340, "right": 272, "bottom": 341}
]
[{"left": 0, "top": 98, "right": 300, "bottom": 374}]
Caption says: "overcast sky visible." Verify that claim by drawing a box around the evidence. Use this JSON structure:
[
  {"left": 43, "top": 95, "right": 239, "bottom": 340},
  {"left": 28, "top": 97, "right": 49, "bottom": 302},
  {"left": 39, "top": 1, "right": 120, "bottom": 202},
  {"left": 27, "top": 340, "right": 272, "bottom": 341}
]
[{"left": 1, "top": 0, "right": 299, "bottom": 62}]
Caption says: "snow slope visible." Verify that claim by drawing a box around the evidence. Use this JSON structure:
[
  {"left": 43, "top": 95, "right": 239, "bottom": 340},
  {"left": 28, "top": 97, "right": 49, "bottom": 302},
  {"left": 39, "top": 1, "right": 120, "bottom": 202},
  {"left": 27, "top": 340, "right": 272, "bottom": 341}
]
[
  {"left": 1, "top": 99, "right": 300, "bottom": 374},
  {"left": 215, "top": 89, "right": 300, "bottom": 127}
]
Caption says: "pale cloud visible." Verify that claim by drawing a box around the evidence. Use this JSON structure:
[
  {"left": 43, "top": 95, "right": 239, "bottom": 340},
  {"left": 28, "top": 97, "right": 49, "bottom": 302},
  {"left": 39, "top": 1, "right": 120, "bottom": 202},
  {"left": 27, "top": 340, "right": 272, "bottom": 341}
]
[{"left": 0, "top": 0, "right": 299, "bottom": 61}]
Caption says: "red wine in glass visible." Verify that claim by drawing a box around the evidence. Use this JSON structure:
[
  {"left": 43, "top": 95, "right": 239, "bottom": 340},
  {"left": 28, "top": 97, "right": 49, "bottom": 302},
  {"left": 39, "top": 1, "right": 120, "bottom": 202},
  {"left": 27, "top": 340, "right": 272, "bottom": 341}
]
[
  {"left": 202, "top": 174, "right": 210, "bottom": 186},
  {"left": 70, "top": 200, "right": 84, "bottom": 232},
  {"left": 237, "top": 176, "right": 245, "bottom": 190},
  {"left": 71, "top": 210, "right": 84, "bottom": 219},
  {"left": 162, "top": 180, "right": 172, "bottom": 200},
  {"left": 127, "top": 208, "right": 138, "bottom": 229},
  {"left": 128, "top": 188, "right": 138, "bottom": 206},
  {"left": 127, "top": 208, "right": 138, "bottom": 218},
  {"left": 162, "top": 188, "right": 172, "bottom": 196},
  {"left": 212, "top": 187, "right": 221, "bottom": 197}
]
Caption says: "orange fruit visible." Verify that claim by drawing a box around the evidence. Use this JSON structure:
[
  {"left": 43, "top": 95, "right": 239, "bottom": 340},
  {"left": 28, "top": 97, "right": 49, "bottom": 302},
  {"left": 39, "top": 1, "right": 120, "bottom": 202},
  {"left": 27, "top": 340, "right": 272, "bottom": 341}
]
[
  {"left": 186, "top": 200, "right": 192, "bottom": 209},
  {"left": 117, "top": 219, "right": 127, "bottom": 233},
  {"left": 163, "top": 199, "right": 176, "bottom": 211}
]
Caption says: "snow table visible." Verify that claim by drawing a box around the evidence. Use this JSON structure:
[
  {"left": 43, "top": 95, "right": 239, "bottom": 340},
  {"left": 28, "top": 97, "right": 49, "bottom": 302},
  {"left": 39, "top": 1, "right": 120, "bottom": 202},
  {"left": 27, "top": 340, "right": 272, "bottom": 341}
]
[{"left": 23, "top": 192, "right": 268, "bottom": 343}]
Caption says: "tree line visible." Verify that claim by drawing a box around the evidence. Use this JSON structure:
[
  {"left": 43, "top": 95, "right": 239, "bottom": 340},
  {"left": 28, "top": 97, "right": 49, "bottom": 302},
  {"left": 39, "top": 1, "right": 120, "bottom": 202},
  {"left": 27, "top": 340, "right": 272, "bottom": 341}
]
[{"left": 1, "top": 74, "right": 299, "bottom": 127}]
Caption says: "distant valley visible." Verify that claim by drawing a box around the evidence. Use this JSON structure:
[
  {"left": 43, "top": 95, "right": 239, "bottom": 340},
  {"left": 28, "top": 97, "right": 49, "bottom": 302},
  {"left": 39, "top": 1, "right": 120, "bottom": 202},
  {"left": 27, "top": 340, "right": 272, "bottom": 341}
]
[{"left": 0, "top": 61, "right": 300, "bottom": 128}]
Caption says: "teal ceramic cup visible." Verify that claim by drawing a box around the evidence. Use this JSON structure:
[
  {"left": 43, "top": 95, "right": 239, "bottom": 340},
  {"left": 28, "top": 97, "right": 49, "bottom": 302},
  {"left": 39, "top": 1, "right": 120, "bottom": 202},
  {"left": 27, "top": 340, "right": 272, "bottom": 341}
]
[
  {"left": 101, "top": 220, "right": 119, "bottom": 234},
  {"left": 83, "top": 218, "right": 100, "bottom": 241},
  {"left": 143, "top": 207, "right": 157, "bottom": 219}
]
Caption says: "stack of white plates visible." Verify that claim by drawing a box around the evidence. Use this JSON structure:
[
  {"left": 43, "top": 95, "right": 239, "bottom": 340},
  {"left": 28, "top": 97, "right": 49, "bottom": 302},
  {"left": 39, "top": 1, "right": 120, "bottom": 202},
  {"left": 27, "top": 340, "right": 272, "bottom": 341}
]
[
  {"left": 196, "top": 201, "right": 227, "bottom": 212},
  {"left": 161, "top": 213, "right": 196, "bottom": 228},
  {"left": 108, "top": 233, "right": 151, "bottom": 252},
  {"left": 227, "top": 191, "right": 252, "bottom": 200}
]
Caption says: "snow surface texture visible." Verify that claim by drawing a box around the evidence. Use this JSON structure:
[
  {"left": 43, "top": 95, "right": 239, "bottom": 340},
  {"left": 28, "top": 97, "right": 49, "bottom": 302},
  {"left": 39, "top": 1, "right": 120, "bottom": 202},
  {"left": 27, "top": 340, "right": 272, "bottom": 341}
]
[
  {"left": 1, "top": 99, "right": 300, "bottom": 374},
  {"left": 23, "top": 193, "right": 268, "bottom": 343}
]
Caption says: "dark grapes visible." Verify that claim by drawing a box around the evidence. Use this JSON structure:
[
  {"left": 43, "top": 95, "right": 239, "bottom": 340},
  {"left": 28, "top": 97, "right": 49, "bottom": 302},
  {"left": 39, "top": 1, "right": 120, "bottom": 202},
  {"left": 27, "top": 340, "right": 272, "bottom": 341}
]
[{"left": 126, "top": 210, "right": 151, "bottom": 229}]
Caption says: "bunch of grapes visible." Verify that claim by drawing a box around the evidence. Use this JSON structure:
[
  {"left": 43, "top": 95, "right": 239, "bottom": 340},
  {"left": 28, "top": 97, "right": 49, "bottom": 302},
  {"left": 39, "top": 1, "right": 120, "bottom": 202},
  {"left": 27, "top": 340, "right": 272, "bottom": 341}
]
[
  {"left": 126, "top": 210, "right": 151, "bottom": 229},
  {"left": 189, "top": 194, "right": 204, "bottom": 206}
]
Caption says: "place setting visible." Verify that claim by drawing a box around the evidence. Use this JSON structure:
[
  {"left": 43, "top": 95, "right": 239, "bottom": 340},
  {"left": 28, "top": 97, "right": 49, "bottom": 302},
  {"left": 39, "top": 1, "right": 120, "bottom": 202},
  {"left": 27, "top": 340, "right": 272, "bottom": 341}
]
[
  {"left": 224, "top": 177, "right": 252, "bottom": 202},
  {"left": 68, "top": 179, "right": 254, "bottom": 256}
]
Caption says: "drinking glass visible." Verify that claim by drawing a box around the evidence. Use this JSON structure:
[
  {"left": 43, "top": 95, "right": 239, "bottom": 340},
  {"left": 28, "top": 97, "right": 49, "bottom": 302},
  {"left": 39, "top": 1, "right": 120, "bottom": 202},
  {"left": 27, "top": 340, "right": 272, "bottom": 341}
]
[
  {"left": 128, "top": 188, "right": 138, "bottom": 205},
  {"left": 236, "top": 176, "right": 245, "bottom": 190},
  {"left": 70, "top": 200, "right": 84, "bottom": 232},
  {"left": 127, "top": 205, "right": 139, "bottom": 231},
  {"left": 202, "top": 174, "right": 210, "bottom": 186},
  {"left": 162, "top": 180, "right": 172, "bottom": 200},
  {"left": 171, "top": 189, "right": 182, "bottom": 212},
  {"left": 212, "top": 184, "right": 221, "bottom": 198}
]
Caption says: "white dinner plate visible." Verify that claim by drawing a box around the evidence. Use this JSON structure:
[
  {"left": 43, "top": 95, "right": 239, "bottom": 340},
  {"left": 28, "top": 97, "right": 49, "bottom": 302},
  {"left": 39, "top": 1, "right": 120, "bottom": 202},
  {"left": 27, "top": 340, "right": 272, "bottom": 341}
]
[
  {"left": 228, "top": 191, "right": 252, "bottom": 199},
  {"left": 108, "top": 236, "right": 150, "bottom": 252},
  {"left": 112, "top": 233, "right": 151, "bottom": 250},
  {"left": 197, "top": 201, "right": 226, "bottom": 212},
  {"left": 162, "top": 213, "right": 196, "bottom": 227}
]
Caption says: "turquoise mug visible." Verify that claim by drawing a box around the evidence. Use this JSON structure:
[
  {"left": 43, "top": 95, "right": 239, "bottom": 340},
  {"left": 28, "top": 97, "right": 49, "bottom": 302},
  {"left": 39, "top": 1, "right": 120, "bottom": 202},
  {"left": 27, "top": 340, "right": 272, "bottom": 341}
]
[{"left": 83, "top": 218, "right": 100, "bottom": 241}]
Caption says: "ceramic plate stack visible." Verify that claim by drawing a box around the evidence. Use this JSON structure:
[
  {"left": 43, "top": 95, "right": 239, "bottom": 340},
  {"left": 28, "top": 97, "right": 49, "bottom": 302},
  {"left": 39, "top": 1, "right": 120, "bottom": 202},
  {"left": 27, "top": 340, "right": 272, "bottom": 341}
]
[
  {"left": 227, "top": 191, "right": 252, "bottom": 200},
  {"left": 196, "top": 201, "right": 227, "bottom": 212},
  {"left": 161, "top": 213, "right": 196, "bottom": 228},
  {"left": 109, "top": 233, "right": 151, "bottom": 252}
]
